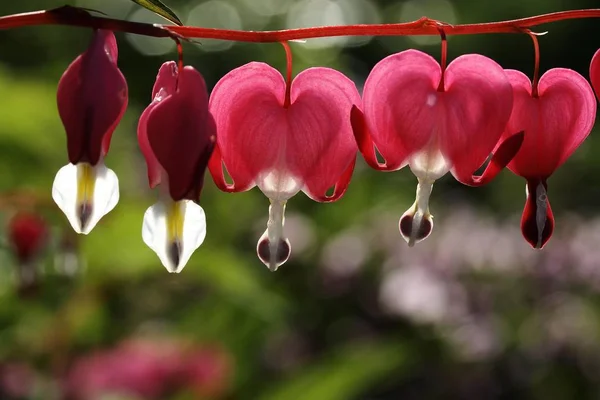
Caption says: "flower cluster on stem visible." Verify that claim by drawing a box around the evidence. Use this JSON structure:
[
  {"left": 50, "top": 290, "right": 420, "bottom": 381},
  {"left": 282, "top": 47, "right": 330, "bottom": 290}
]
[{"left": 2, "top": 5, "right": 600, "bottom": 270}]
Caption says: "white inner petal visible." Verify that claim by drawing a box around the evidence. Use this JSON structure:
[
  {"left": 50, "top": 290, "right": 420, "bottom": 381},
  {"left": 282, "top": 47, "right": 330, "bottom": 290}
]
[
  {"left": 256, "top": 169, "right": 302, "bottom": 201},
  {"left": 52, "top": 162, "right": 119, "bottom": 235},
  {"left": 142, "top": 199, "right": 206, "bottom": 273},
  {"left": 409, "top": 143, "right": 449, "bottom": 183}
]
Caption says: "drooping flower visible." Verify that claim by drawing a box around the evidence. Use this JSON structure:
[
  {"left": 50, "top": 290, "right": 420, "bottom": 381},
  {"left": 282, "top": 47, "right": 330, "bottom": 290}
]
[
  {"left": 53, "top": 29, "right": 128, "bottom": 234},
  {"left": 138, "top": 61, "right": 215, "bottom": 273},
  {"left": 498, "top": 68, "right": 596, "bottom": 248},
  {"left": 209, "top": 62, "right": 360, "bottom": 271},
  {"left": 352, "top": 49, "right": 522, "bottom": 246}
]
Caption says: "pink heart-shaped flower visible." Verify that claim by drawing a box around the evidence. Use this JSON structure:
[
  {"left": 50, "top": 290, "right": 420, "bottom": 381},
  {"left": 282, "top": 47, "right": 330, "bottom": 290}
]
[
  {"left": 498, "top": 68, "right": 595, "bottom": 249},
  {"left": 360, "top": 49, "right": 514, "bottom": 181},
  {"left": 209, "top": 62, "right": 360, "bottom": 202}
]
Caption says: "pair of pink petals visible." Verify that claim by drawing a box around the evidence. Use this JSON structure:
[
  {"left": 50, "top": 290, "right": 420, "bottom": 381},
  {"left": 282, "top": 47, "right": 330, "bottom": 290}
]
[
  {"left": 354, "top": 49, "right": 519, "bottom": 183},
  {"left": 209, "top": 62, "right": 360, "bottom": 202},
  {"left": 209, "top": 62, "right": 361, "bottom": 270}
]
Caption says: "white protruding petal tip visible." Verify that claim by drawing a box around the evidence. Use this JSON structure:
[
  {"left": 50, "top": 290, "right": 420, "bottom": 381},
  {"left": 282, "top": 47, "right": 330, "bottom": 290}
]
[
  {"left": 256, "top": 199, "right": 291, "bottom": 271},
  {"left": 142, "top": 200, "right": 206, "bottom": 273},
  {"left": 399, "top": 179, "right": 434, "bottom": 246},
  {"left": 52, "top": 162, "right": 119, "bottom": 235},
  {"left": 256, "top": 230, "right": 291, "bottom": 272}
]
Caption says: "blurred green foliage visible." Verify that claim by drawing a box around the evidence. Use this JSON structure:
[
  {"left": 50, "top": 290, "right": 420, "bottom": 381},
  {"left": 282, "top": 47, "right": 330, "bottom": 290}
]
[{"left": 1, "top": 0, "right": 600, "bottom": 399}]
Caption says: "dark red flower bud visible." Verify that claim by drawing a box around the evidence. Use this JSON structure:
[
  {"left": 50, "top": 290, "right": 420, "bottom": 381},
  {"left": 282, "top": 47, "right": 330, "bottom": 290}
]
[{"left": 7, "top": 212, "right": 48, "bottom": 264}]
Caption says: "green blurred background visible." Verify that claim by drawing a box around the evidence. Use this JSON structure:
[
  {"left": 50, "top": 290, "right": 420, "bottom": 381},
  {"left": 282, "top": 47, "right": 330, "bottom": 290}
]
[{"left": 1, "top": 0, "right": 600, "bottom": 399}]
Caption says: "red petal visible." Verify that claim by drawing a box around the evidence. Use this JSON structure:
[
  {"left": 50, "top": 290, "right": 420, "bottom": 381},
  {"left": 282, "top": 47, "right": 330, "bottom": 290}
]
[
  {"left": 137, "top": 61, "right": 179, "bottom": 189},
  {"left": 502, "top": 69, "right": 596, "bottom": 180},
  {"left": 590, "top": 49, "right": 600, "bottom": 101},
  {"left": 361, "top": 49, "right": 439, "bottom": 167},
  {"left": 57, "top": 30, "right": 128, "bottom": 165},
  {"left": 350, "top": 106, "right": 401, "bottom": 171},
  {"left": 521, "top": 179, "right": 554, "bottom": 249},
  {"left": 306, "top": 156, "right": 355, "bottom": 202},
  {"left": 145, "top": 66, "right": 216, "bottom": 201},
  {"left": 454, "top": 131, "right": 524, "bottom": 186},
  {"left": 207, "top": 143, "right": 237, "bottom": 193},
  {"left": 441, "top": 54, "right": 514, "bottom": 180},
  {"left": 209, "top": 63, "right": 360, "bottom": 201},
  {"left": 288, "top": 67, "right": 360, "bottom": 199}
]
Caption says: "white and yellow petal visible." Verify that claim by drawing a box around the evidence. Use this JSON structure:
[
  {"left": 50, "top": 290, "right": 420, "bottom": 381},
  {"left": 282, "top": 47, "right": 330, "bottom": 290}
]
[
  {"left": 142, "top": 199, "right": 206, "bottom": 273},
  {"left": 52, "top": 162, "right": 119, "bottom": 234}
]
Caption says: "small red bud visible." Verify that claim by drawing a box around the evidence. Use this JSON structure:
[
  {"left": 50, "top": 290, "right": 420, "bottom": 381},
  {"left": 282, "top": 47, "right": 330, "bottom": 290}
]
[{"left": 7, "top": 212, "right": 48, "bottom": 264}]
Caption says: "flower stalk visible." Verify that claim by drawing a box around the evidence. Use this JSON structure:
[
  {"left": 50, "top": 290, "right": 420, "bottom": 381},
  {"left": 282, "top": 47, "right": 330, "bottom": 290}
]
[{"left": 2, "top": 6, "right": 600, "bottom": 43}]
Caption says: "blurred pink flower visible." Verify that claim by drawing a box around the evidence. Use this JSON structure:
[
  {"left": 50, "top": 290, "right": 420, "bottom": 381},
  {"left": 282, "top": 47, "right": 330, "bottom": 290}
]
[
  {"left": 0, "top": 363, "right": 36, "bottom": 398},
  {"left": 64, "top": 338, "right": 231, "bottom": 399}
]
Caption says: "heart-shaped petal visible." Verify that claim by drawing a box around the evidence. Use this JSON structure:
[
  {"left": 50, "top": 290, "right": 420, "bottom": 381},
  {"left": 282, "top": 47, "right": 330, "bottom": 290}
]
[
  {"left": 590, "top": 48, "right": 600, "bottom": 101},
  {"left": 502, "top": 68, "right": 596, "bottom": 179},
  {"left": 290, "top": 67, "right": 361, "bottom": 200},
  {"left": 209, "top": 62, "right": 287, "bottom": 194},
  {"left": 209, "top": 62, "right": 360, "bottom": 201},
  {"left": 441, "top": 55, "right": 514, "bottom": 180},
  {"left": 144, "top": 65, "right": 216, "bottom": 201},
  {"left": 361, "top": 50, "right": 513, "bottom": 181},
  {"left": 361, "top": 49, "right": 439, "bottom": 169},
  {"left": 137, "top": 61, "right": 179, "bottom": 189},
  {"left": 57, "top": 30, "right": 128, "bottom": 165}
]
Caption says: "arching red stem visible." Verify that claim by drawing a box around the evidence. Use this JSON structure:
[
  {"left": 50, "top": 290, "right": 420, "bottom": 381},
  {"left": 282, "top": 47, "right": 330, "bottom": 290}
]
[
  {"left": 281, "top": 41, "right": 293, "bottom": 109},
  {"left": 525, "top": 30, "right": 541, "bottom": 98},
  {"left": 437, "top": 27, "right": 447, "bottom": 92},
  {"left": 3, "top": 7, "right": 600, "bottom": 43}
]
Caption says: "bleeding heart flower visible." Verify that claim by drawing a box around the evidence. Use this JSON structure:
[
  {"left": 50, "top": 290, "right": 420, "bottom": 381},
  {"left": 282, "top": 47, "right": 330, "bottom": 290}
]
[
  {"left": 138, "top": 61, "right": 216, "bottom": 273},
  {"left": 352, "top": 49, "right": 521, "bottom": 246},
  {"left": 53, "top": 29, "right": 127, "bottom": 234},
  {"left": 209, "top": 62, "right": 360, "bottom": 271},
  {"left": 499, "top": 68, "right": 596, "bottom": 249}
]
